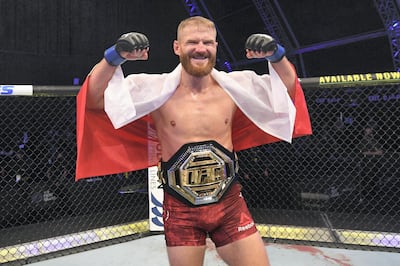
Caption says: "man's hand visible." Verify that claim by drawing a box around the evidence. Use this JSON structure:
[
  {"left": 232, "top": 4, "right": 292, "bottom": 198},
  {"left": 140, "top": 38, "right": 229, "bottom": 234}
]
[
  {"left": 245, "top": 34, "right": 285, "bottom": 62},
  {"left": 104, "top": 32, "right": 150, "bottom": 66}
]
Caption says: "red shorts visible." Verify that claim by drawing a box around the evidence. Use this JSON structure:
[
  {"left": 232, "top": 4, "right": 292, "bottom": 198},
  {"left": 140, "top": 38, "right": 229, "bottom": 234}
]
[{"left": 162, "top": 183, "right": 257, "bottom": 247}]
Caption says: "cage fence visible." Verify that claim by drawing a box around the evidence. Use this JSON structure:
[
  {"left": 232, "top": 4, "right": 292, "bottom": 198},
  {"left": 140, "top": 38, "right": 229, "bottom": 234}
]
[{"left": 1, "top": 73, "right": 400, "bottom": 264}]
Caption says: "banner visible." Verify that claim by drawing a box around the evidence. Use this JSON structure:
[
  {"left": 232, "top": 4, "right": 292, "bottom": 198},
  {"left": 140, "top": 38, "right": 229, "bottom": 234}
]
[
  {"left": 148, "top": 167, "right": 164, "bottom": 231},
  {"left": 0, "top": 85, "right": 33, "bottom": 96}
]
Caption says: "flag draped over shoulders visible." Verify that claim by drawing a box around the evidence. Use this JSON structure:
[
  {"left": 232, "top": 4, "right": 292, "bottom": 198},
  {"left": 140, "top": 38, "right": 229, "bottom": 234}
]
[
  {"left": 75, "top": 64, "right": 312, "bottom": 180},
  {"left": 232, "top": 75, "right": 311, "bottom": 150},
  {"left": 76, "top": 77, "right": 156, "bottom": 180}
]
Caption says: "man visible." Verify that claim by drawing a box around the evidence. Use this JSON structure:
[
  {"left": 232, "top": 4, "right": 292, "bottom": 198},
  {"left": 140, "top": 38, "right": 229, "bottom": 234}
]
[{"left": 76, "top": 16, "right": 311, "bottom": 266}]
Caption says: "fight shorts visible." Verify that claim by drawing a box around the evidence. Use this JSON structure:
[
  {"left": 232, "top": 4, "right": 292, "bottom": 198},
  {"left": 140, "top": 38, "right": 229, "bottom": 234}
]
[{"left": 162, "top": 182, "right": 258, "bottom": 247}]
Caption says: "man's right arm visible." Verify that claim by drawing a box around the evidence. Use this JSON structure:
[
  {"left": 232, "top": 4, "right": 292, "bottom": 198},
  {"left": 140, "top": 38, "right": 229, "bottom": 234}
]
[
  {"left": 86, "top": 59, "right": 118, "bottom": 110},
  {"left": 86, "top": 32, "right": 150, "bottom": 110}
]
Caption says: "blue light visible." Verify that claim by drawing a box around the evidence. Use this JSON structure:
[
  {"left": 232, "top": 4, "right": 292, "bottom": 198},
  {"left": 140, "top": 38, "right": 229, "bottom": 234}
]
[
  {"left": 391, "top": 20, "right": 399, "bottom": 29},
  {"left": 223, "top": 61, "right": 232, "bottom": 72},
  {"left": 184, "top": 0, "right": 201, "bottom": 16}
]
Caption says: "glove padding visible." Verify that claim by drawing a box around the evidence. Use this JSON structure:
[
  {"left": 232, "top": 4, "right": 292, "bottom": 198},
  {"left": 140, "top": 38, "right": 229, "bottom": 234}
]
[
  {"left": 115, "top": 32, "right": 149, "bottom": 53},
  {"left": 104, "top": 32, "right": 150, "bottom": 66},
  {"left": 245, "top": 34, "right": 285, "bottom": 63}
]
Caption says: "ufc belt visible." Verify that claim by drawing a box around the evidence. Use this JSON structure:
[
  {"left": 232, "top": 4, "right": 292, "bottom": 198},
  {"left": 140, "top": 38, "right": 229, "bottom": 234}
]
[{"left": 158, "top": 140, "right": 238, "bottom": 206}]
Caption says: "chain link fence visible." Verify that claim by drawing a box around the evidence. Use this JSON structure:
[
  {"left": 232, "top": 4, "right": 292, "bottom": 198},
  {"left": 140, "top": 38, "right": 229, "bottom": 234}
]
[{"left": 1, "top": 75, "right": 399, "bottom": 264}]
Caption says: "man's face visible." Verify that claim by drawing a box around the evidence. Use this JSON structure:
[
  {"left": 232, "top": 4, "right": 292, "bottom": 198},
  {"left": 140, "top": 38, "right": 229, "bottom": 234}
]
[{"left": 174, "top": 24, "right": 218, "bottom": 77}]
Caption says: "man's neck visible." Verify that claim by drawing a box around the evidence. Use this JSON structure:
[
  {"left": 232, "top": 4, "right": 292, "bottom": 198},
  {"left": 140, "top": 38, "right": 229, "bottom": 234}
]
[{"left": 180, "top": 71, "right": 214, "bottom": 91}]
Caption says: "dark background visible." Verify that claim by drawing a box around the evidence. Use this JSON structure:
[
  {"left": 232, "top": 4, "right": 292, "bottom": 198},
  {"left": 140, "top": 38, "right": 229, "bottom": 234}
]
[{"left": 0, "top": 0, "right": 397, "bottom": 85}]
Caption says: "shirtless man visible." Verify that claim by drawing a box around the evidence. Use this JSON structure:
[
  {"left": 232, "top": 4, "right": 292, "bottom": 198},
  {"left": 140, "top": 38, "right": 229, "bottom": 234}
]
[{"left": 85, "top": 16, "right": 297, "bottom": 266}]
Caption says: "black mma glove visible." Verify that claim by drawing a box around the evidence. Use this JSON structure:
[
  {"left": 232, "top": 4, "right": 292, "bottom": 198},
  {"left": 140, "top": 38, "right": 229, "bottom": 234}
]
[
  {"left": 104, "top": 32, "right": 150, "bottom": 66},
  {"left": 245, "top": 34, "right": 285, "bottom": 63}
]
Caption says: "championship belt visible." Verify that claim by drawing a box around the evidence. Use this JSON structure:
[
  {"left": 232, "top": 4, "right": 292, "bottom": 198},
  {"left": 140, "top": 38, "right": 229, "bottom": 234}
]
[{"left": 158, "top": 140, "right": 238, "bottom": 206}]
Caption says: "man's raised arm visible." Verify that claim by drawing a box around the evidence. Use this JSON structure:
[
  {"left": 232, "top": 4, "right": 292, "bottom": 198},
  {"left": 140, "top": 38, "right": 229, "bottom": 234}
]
[
  {"left": 86, "top": 32, "right": 150, "bottom": 110},
  {"left": 245, "top": 34, "right": 296, "bottom": 99}
]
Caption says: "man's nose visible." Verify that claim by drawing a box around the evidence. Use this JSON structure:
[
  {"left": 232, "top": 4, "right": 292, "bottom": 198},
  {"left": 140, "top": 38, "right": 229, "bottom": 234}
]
[{"left": 194, "top": 42, "right": 207, "bottom": 51}]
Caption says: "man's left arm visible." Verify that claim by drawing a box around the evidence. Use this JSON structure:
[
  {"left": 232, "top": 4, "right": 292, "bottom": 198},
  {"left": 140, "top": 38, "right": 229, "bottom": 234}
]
[{"left": 245, "top": 34, "right": 296, "bottom": 99}]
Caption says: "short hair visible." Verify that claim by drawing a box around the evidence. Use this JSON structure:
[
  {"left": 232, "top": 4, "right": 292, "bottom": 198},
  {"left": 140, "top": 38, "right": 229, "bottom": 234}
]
[{"left": 177, "top": 16, "right": 216, "bottom": 40}]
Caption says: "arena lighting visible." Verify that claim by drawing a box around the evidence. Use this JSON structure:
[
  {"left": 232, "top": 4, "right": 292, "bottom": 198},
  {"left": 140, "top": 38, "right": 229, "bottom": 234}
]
[
  {"left": 293, "top": 30, "right": 388, "bottom": 55},
  {"left": 0, "top": 221, "right": 148, "bottom": 263},
  {"left": 2, "top": 222, "right": 398, "bottom": 263},
  {"left": 256, "top": 224, "right": 400, "bottom": 248},
  {"left": 223, "top": 61, "right": 232, "bottom": 72},
  {"left": 389, "top": 20, "right": 400, "bottom": 71},
  {"left": 389, "top": 20, "right": 399, "bottom": 31},
  {"left": 73, "top": 78, "right": 80, "bottom": 85},
  {"left": 183, "top": 0, "right": 201, "bottom": 16},
  {"left": 372, "top": 234, "right": 400, "bottom": 247},
  {"left": 337, "top": 230, "right": 400, "bottom": 248}
]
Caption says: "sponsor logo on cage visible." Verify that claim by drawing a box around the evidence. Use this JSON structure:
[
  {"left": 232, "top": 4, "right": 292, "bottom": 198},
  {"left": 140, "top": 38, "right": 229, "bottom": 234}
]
[
  {"left": 151, "top": 193, "right": 164, "bottom": 227},
  {"left": 319, "top": 72, "right": 400, "bottom": 84},
  {"left": 148, "top": 165, "right": 164, "bottom": 230},
  {"left": 0, "top": 85, "right": 33, "bottom": 95},
  {"left": 0, "top": 85, "right": 14, "bottom": 95}
]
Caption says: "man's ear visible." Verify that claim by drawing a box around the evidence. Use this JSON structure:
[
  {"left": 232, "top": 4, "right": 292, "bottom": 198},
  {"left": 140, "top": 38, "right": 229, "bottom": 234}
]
[{"left": 173, "top": 40, "right": 180, "bottom": 56}]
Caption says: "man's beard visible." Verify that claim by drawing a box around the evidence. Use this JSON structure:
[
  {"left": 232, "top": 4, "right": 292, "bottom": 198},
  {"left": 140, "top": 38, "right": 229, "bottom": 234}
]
[{"left": 180, "top": 53, "right": 216, "bottom": 77}]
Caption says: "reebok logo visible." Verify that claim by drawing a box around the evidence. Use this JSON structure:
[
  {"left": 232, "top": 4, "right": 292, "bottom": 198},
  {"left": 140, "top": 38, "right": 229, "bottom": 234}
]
[
  {"left": 238, "top": 222, "right": 255, "bottom": 232},
  {"left": 237, "top": 212, "right": 255, "bottom": 232}
]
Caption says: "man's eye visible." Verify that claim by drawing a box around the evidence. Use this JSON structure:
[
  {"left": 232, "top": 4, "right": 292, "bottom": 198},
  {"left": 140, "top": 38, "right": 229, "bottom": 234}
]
[{"left": 204, "top": 41, "right": 214, "bottom": 45}]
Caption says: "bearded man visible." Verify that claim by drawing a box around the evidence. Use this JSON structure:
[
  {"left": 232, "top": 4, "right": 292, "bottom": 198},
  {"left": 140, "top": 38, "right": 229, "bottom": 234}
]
[{"left": 76, "top": 16, "right": 312, "bottom": 266}]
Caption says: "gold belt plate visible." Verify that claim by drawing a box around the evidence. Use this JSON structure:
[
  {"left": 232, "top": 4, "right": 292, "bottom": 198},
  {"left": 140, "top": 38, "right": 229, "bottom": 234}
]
[{"left": 166, "top": 143, "right": 237, "bottom": 205}]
